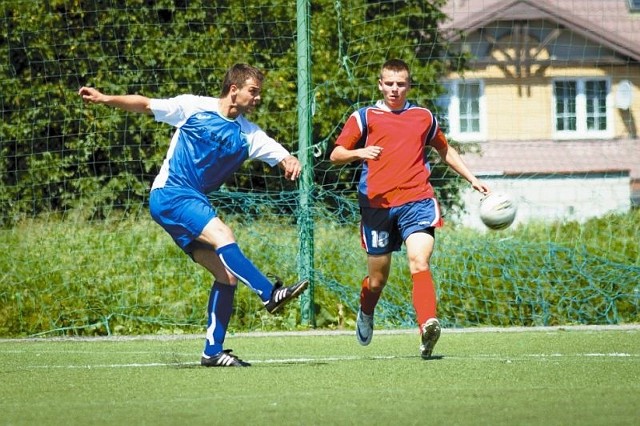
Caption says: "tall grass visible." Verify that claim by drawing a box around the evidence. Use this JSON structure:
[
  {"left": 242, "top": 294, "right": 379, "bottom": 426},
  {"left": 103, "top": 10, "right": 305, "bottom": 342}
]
[{"left": 1, "top": 209, "right": 638, "bottom": 336}]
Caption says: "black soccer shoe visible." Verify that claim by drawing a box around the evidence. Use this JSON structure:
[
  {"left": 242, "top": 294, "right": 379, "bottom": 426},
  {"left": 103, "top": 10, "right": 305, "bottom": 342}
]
[
  {"left": 201, "top": 349, "right": 251, "bottom": 367},
  {"left": 263, "top": 278, "right": 309, "bottom": 314}
]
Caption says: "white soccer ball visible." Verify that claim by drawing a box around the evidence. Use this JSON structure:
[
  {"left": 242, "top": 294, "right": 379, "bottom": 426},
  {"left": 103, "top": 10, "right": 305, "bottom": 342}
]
[{"left": 479, "top": 192, "right": 517, "bottom": 230}]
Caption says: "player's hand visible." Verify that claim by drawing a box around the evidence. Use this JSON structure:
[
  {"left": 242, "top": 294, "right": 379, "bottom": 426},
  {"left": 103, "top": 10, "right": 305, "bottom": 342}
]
[
  {"left": 78, "top": 86, "right": 105, "bottom": 104},
  {"left": 471, "top": 178, "right": 490, "bottom": 195},
  {"left": 279, "top": 155, "right": 302, "bottom": 181},
  {"left": 359, "top": 145, "right": 383, "bottom": 160}
]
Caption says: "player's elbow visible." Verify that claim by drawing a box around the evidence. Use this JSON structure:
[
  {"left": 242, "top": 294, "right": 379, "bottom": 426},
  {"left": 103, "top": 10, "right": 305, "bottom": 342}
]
[
  {"left": 329, "top": 150, "right": 341, "bottom": 164},
  {"left": 141, "top": 101, "right": 154, "bottom": 115},
  {"left": 329, "top": 147, "right": 349, "bottom": 165}
]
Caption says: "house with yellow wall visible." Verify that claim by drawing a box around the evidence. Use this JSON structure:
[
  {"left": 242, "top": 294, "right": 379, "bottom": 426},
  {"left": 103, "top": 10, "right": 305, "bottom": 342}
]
[{"left": 440, "top": 0, "right": 640, "bottom": 227}]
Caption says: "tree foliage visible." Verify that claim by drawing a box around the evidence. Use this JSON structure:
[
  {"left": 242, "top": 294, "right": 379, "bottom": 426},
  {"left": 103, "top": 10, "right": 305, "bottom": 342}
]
[{"left": 1, "top": 0, "right": 467, "bottom": 225}]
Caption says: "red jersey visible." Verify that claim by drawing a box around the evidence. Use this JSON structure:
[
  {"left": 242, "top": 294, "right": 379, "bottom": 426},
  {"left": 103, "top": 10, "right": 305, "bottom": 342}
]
[{"left": 335, "top": 100, "right": 448, "bottom": 208}]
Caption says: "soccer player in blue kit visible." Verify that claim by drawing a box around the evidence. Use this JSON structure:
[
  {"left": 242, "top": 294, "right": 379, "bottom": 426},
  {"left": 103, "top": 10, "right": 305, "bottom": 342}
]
[{"left": 79, "top": 63, "right": 308, "bottom": 367}]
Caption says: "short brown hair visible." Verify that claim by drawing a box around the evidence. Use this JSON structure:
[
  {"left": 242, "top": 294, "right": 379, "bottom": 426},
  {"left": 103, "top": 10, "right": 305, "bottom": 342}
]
[
  {"left": 380, "top": 59, "right": 410, "bottom": 80},
  {"left": 220, "top": 63, "right": 265, "bottom": 97}
]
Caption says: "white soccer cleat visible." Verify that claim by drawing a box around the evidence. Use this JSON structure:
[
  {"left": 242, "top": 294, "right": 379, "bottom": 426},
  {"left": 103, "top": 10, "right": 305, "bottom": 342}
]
[
  {"left": 355, "top": 308, "right": 374, "bottom": 346},
  {"left": 420, "top": 318, "right": 441, "bottom": 359}
]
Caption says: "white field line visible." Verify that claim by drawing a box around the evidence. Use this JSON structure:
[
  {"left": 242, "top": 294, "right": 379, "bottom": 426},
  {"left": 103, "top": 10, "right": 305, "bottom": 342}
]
[
  {"left": 10, "top": 352, "right": 640, "bottom": 370},
  {"left": 2, "top": 325, "right": 638, "bottom": 370}
]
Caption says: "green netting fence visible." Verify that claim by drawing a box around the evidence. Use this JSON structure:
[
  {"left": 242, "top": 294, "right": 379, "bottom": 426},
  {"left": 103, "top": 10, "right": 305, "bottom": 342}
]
[{"left": 1, "top": 0, "right": 638, "bottom": 336}]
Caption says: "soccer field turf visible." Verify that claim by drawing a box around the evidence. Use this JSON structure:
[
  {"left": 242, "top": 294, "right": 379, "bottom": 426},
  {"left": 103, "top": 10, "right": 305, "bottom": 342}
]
[{"left": 1, "top": 326, "right": 639, "bottom": 425}]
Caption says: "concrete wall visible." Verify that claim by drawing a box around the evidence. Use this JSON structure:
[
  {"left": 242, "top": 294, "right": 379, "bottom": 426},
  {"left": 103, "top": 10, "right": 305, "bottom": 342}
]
[{"left": 455, "top": 172, "right": 632, "bottom": 230}]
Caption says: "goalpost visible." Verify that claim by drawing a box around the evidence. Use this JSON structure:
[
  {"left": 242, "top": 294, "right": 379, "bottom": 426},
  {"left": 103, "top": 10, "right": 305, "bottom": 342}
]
[{"left": 1, "top": 0, "right": 638, "bottom": 336}]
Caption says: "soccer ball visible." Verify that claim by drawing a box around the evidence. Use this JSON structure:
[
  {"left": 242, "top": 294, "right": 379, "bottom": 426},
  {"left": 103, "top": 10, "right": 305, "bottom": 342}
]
[{"left": 479, "top": 192, "right": 517, "bottom": 230}]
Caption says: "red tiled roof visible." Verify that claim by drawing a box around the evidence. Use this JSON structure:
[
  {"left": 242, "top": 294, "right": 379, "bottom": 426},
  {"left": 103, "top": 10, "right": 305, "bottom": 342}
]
[{"left": 441, "top": 0, "right": 640, "bottom": 61}]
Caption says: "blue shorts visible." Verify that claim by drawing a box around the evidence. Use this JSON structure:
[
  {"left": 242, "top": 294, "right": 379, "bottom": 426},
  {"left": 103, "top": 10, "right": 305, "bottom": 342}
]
[
  {"left": 360, "top": 198, "right": 443, "bottom": 255},
  {"left": 149, "top": 186, "right": 217, "bottom": 253}
]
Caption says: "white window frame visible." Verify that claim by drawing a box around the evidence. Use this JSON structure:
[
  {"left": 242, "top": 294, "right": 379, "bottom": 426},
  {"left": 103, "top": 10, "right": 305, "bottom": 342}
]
[
  {"left": 552, "top": 77, "right": 613, "bottom": 140},
  {"left": 441, "top": 79, "right": 487, "bottom": 142}
]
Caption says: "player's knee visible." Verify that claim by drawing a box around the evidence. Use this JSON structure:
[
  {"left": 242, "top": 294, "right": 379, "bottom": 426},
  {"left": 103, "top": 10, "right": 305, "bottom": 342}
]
[
  {"left": 199, "top": 217, "right": 236, "bottom": 248},
  {"left": 407, "top": 250, "right": 432, "bottom": 272},
  {"left": 367, "top": 278, "right": 387, "bottom": 293},
  {"left": 216, "top": 273, "right": 238, "bottom": 285},
  {"left": 408, "top": 261, "right": 431, "bottom": 275}
]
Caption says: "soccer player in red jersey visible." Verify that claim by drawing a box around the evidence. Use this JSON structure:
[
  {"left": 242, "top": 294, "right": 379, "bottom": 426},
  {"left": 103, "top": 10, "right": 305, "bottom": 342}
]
[{"left": 330, "top": 59, "right": 490, "bottom": 358}]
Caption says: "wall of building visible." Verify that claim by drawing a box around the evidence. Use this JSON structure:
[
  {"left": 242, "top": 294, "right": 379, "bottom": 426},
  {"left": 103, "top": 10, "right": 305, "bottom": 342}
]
[{"left": 449, "top": 66, "right": 640, "bottom": 142}]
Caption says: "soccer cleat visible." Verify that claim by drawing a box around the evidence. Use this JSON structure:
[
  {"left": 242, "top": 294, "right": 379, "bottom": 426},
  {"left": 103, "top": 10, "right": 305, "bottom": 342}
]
[
  {"left": 201, "top": 349, "right": 251, "bottom": 367},
  {"left": 420, "top": 318, "right": 441, "bottom": 359},
  {"left": 263, "top": 278, "right": 309, "bottom": 314},
  {"left": 355, "top": 308, "right": 374, "bottom": 346}
]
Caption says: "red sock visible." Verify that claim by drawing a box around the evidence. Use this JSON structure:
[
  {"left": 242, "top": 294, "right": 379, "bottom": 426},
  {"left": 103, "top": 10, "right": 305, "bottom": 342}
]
[
  {"left": 360, "top": 276, "right": 382, "bottom": 315},
  {"left": 412, "top": 270, "right": 437, "bottom": 327}
]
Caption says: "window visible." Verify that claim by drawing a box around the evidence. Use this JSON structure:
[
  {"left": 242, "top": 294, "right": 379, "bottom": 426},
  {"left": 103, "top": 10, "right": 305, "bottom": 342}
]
[
  {"left": 459, "top": 82, "right": 482, "bottom": 133},
  {"left": 628, "top": 0, "right": 640, "bottom": 12},
  {"left": 554, "top": 81, "right": 577, "bottom": 131},
  {"left": 438, "top": 80, "right": 486, "bottom": 141},
  {"left": 552, "top": 78, "right": 611, "bottom": 139}
]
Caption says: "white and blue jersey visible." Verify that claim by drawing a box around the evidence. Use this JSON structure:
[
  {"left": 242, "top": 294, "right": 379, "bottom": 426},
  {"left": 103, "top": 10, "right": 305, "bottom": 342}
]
[
  {"left": 150, "top": 94, "right": 289, "bottom": 192},
  {"left": 148, "top": 95, "right": 291, "bottom": 251}
]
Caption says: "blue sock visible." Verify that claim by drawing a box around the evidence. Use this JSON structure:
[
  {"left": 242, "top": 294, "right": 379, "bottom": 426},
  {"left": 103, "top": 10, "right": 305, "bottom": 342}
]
[
  {"left": 203, "top": 281, "right": 236, "bottom": 357},
  {"left": 216, "top": 243, "right": 273, "bottom": 302}
]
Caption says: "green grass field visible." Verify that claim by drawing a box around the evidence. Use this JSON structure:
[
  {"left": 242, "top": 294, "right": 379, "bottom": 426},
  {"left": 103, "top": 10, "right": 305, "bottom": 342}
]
[{"left": 1, "top": 327, "right": 639, "bottom": 425}]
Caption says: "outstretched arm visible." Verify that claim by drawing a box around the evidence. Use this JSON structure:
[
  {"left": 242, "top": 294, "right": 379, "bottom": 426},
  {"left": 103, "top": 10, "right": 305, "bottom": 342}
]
[
  {"left": 436, "top": 144, "right": 490, "bottom": 194},
  {"left": 78, "top": 86, "right": 153, "bottom": 115}
]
